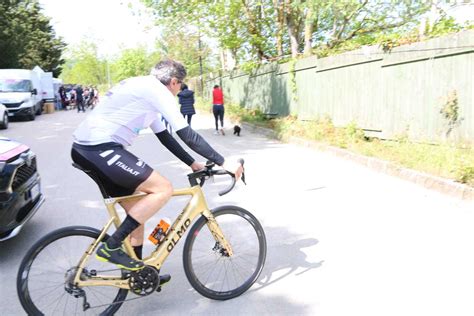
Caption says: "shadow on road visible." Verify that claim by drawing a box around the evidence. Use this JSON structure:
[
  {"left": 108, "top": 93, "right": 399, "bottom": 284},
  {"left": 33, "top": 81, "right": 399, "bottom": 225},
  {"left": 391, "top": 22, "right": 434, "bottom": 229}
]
[{"left": 251, "top": 230, "right": 323, "bottom": 293}]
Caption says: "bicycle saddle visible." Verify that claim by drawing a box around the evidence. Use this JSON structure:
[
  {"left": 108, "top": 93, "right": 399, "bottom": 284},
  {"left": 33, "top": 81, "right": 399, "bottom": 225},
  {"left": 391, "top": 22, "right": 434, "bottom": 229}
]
[{"left": 72, "top": 163, "right": 111, "bottom": 198}]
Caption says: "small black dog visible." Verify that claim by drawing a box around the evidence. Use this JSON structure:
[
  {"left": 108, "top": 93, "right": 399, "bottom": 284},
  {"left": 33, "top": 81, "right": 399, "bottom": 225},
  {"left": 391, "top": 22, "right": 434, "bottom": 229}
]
[{"left": 233, "top": 125, "right": 241, "bottom": 136}]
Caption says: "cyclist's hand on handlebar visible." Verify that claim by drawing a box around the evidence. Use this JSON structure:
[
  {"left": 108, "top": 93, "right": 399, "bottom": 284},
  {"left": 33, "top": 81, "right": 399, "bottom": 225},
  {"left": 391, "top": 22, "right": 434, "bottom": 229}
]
[
  {"left": 223, "top": 160, "right": 244, "bottom": 181},
  {"left": 190, "top": 161, "right": 205, "bottom": 172}
]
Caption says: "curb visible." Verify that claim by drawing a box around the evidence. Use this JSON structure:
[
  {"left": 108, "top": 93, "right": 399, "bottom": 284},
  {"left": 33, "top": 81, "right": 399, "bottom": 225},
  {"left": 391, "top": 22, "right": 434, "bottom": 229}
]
[{"left": 242, "top": 122, "right": 474, "bottom": 201}]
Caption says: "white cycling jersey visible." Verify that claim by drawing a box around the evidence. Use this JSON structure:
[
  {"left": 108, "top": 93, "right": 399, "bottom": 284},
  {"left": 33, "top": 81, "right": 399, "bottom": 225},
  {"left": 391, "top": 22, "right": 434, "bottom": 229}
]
[{"left": 73, "top": 76, "right": 188, "bottom": 146}]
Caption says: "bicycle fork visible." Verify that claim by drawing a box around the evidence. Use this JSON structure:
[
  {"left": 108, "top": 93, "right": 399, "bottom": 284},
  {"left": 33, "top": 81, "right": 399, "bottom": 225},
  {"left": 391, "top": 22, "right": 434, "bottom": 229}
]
[
  {"left": 174, "top": 186, "right": 235, "bottom": 257},
  {"left": 204, "top": 211, "right": 234, "bottom": 257}
]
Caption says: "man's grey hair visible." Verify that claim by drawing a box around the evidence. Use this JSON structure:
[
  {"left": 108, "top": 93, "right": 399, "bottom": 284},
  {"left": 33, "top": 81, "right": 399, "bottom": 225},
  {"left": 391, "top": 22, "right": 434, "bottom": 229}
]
[{"left": 150, "top": 59, "right": 187, "bottom": 85}]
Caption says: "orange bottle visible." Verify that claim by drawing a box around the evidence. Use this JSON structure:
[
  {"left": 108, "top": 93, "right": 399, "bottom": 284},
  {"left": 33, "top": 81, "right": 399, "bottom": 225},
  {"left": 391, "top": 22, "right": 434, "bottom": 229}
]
[{"left": 148, "top": 218, "right": 171, "bottom": 245}]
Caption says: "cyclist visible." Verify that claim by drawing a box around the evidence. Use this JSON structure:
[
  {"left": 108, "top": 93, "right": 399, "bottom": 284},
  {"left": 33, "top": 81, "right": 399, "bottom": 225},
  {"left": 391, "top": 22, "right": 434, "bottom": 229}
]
[{"left": 71, "top": 59, "right": 243, "bottom": 273}]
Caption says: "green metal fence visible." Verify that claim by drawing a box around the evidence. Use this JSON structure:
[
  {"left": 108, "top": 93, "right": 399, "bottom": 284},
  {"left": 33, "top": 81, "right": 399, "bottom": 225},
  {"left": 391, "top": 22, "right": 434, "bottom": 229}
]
[{"left": 203, "top": 30, "right": 474, "bottom": 143}]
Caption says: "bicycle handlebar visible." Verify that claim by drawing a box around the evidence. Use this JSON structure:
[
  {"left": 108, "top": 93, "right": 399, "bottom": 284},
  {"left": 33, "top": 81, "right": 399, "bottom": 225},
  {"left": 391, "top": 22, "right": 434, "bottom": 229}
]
[{"left": 187, "top": 158, "right": 246, "bottom": 196}]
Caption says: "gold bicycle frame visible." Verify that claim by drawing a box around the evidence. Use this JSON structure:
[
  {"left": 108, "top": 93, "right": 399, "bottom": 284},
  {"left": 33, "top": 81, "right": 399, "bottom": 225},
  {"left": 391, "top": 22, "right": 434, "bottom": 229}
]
[{"left": 73, "top": 185, "right": 233, "bottom": 289}]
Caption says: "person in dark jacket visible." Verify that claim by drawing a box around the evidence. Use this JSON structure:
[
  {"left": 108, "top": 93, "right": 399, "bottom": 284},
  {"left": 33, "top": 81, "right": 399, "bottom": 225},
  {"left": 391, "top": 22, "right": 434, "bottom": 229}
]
[
  {"left": 75, "top": 85, "right": 85, "bottom": 113},
  {"left": 177, "top": 83, "right": 196, "bottom": 126}
]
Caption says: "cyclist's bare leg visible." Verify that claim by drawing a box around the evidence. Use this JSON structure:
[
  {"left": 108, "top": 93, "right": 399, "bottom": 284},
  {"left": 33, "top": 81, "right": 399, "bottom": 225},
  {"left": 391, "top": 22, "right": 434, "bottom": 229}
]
[
  {"left": 128, "top": 170, "right": 173, "bottom": 223},
  {"left": 130, "top": 225, "right": 145, "bottom": 246},
  {"left": 96, "top": 171, "right": 172, "bottom": 269},
  {"left": 117, "top": 171, "right": 172, "bottom": 245},
  {"left": 119, "top": 200, "right": 145, "bottom": 246}
]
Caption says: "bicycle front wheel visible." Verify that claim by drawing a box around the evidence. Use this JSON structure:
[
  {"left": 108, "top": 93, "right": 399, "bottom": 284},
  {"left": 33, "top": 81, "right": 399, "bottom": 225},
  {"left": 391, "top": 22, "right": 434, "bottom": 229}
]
[
  {"left": 17, "top": 226, "right": 128, "bottom": 315},
  {"left": 183, "top": 206, "right": 266, "bottom": 300}
]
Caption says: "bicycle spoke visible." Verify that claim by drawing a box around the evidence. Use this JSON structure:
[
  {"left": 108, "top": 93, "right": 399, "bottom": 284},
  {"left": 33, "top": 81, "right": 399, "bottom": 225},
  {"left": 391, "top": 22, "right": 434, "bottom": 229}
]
[
  {"left": 28, "top": 268, "right": 68, "bottom": 277},
  {"left": 88, "top": 288, "right": 106, "bottom": 307},
  {"left": 33, "top": 282, "right": 64, "bottom": 302},
  {"left": 231, "top": 255, "right": 257, "bottom": 267},
  {"left": 43, "top": 290, "right": 67, "bottom": 314},
  {"left": 228, "top": 259, "right": 243, "bottom": 288},
  {"left": 228, "top": 259, "right": 249, "bottom": 284},
  {"left": 75, "top": 296, "right": 79, "bottom": 315},
  {"left": 43, "top": 246, "right": 74, "bottom": 272},
  {"left": 29, "top": 282, "right": 65, "bottom": 292},
  {"left": 54, "top": 292, "right": 70, "bottom": 315},
  {"left": 220, "top": 261, "right": 228, "bottom": 292},
  {"left": 63, "top": 292, "right": 70, "bottom": 316}
]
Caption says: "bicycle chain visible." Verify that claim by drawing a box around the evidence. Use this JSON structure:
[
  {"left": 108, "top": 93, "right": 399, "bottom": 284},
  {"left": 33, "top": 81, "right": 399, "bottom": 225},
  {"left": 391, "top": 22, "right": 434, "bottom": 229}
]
[
  {"left": 86, "top": 293, "right": 148, "bottom": 310},
  {"left": 81, "top": 267, "right": 162, "bottom": 311}
]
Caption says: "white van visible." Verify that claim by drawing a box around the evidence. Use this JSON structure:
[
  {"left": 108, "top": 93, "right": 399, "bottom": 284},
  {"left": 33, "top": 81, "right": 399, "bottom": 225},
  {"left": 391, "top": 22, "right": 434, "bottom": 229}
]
[
  {"left": 40, "top": 72, "right": 54, "bottom": 102},
  {"left": 0, "top": 69, "right": 43, "bottom": 121},
  {"left": 33, "top": 66, "right": 54, "bottom": 102}
]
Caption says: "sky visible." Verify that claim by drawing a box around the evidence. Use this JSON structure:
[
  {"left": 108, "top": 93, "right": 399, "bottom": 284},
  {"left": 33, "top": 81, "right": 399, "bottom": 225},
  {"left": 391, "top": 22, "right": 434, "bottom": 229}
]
[{"left": 38, "top": 0, "right": 160, "bottom": 57}]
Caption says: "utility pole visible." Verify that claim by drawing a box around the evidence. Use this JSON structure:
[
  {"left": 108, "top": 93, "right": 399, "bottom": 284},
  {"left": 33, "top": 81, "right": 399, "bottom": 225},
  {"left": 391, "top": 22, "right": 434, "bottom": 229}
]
[
  {"left": 198, "top": 28, "right": 204, "bottom": 97},
  {"left": 106, "top": 60, "right": 111, "bottom": 89}
]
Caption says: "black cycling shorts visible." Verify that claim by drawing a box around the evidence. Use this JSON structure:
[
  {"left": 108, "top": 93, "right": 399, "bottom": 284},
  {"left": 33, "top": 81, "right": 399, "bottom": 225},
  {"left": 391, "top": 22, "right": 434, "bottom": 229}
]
[{"left": 71, "top": 142, "right": 153, "bottom": 197}]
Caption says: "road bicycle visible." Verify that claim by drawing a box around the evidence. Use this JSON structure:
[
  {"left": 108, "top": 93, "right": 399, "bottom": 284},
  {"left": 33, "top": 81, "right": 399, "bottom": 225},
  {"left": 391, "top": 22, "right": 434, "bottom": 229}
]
[{"left": 17, "top": 160, "right": 266, "bottom": 315}]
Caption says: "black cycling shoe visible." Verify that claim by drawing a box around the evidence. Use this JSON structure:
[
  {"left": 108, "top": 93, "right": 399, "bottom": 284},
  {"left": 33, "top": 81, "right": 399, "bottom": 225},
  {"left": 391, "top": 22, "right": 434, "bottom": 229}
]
[
  {"left": 159, "top": 274, "right": 171, "bottom": 285},
  {"left": 155, "top": 274, "right": 171, "bottom": 293},
  {"left": 96, "top": 243, "right": 144, "bottom": 271}
]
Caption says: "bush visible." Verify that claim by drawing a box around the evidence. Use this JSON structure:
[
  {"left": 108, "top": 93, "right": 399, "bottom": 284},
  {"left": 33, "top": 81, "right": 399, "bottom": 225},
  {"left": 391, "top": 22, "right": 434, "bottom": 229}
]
[{"left": 454, "top": 160, "right": 474, "bottom": 185}]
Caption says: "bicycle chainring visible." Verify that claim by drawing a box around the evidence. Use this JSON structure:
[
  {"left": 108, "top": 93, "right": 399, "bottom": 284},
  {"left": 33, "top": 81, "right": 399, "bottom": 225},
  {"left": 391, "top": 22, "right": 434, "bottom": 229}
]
[{"left": 128, "top": 266, "right": 160, "bottom": 296}]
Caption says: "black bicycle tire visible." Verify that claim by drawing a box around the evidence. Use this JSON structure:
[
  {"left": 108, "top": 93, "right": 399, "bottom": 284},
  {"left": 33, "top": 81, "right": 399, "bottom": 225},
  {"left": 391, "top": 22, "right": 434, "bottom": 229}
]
[
  {"left": 16, "top": 226, "right": 128, "bottom": 315},
  {"left": 183, "top": 206, "right": 267, "bottom": 300}
]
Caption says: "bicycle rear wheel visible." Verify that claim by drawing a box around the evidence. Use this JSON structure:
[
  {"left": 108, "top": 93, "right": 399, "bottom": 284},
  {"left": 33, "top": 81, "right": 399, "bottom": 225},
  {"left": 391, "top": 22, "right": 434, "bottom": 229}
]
[
  {"left": 183, "top": 206, "right": 266, "bottom": 300},
  {"left": 17, "top": 226, "right": 128, "bottom": 315}
]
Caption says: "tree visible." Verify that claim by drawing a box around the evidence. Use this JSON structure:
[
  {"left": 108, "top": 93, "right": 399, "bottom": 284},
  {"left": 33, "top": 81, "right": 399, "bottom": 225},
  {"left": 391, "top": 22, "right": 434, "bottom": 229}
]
[
  {"left": 0, "top": 0, "right": 66, "bottom": 76},
  {"left": 322, "top": 1, "right": 430, "bottom": 49},
  {"left": 155, "top": 27, "right": 213, "bottom": 78},
  {"left": 112, "top": 46, "right": 159, "bottom": 82},
  {"left": 141, "top": 0, "right": 433, "bottom": 67},
  {"left": 60, "top": 41, "right": 107, "bottom": 86}
]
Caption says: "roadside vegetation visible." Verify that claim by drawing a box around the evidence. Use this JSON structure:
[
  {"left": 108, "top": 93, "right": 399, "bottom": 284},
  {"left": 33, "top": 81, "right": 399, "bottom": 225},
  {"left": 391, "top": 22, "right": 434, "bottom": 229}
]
[
  {"left": 4, "top": 1, "right": 471, "bottom": 185},
  {"left": 196, "top": 98, "right": 474, "bottom": 186}
]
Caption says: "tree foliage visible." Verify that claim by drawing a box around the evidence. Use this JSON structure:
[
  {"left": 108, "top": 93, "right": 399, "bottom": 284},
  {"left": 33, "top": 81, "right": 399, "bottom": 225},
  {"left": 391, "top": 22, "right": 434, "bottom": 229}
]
[
  {"left": 112, "top": 46, "right": 159, "bottom": 82},
  {"left": 155, "top": 26, "right": 213, "bottom": 78},
  {"left": 141, "top": 0, "right": 468, "bottom": 69},
  {"left": 0, "top": 0, "right": 66, "bottom": 76},
  {"left": 60, "top": 42, "right": 107, "bottom": 86}
]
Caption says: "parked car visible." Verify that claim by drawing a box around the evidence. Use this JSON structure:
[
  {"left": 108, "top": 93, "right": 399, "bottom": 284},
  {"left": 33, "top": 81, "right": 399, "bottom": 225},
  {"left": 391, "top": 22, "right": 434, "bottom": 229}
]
[
  {"left": 0, "top": 136, "right": 44, "bottom": 241},
  {"left": 0, "top": 103, "right": 8, "bottom": 129}
]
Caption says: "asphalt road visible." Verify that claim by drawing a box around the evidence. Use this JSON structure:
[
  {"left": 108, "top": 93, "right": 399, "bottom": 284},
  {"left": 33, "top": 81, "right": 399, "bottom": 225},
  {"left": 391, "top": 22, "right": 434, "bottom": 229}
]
[{"left": 1, "top": 109, "right": 473, "bottom": 316}]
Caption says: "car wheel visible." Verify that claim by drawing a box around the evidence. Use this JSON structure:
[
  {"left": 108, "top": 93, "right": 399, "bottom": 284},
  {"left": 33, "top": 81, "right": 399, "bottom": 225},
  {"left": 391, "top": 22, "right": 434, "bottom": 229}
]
[
  {"left": 27, "top": 110, "right": 36, "bottom": 121},
  {"left": 35, "top": 103, "right": 42, "bottom": 115},
  {"left": 0, "top": 113, "right": 8, "bottom": 129}
]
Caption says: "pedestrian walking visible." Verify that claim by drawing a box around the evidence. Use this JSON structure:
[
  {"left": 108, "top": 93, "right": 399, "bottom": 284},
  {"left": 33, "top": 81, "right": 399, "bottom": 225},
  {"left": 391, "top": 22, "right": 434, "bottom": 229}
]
[
  {"left": 177, "top": 83, "right": 196, "bottom": 126},
  {"left": 75, "top": 85, "right": 85, "bottom": 113},
  {"left": 69, "top": 89, "right": 76, "bottom": 110},
  {"left": 88, "top": 87, "right": 95, "bottom": 108},
  {"left": 212, "top": 84, "right": 225, "bottom": 135},
  {"left": 58, "top": 85, "right": 68, "bottom": 110}
]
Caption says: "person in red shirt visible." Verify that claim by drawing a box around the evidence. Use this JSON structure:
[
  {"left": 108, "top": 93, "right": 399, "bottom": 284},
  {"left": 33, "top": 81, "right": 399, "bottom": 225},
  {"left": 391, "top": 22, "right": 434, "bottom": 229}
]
[{"left": 212, "top": 85, "right": 225, "bottom": 135}]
